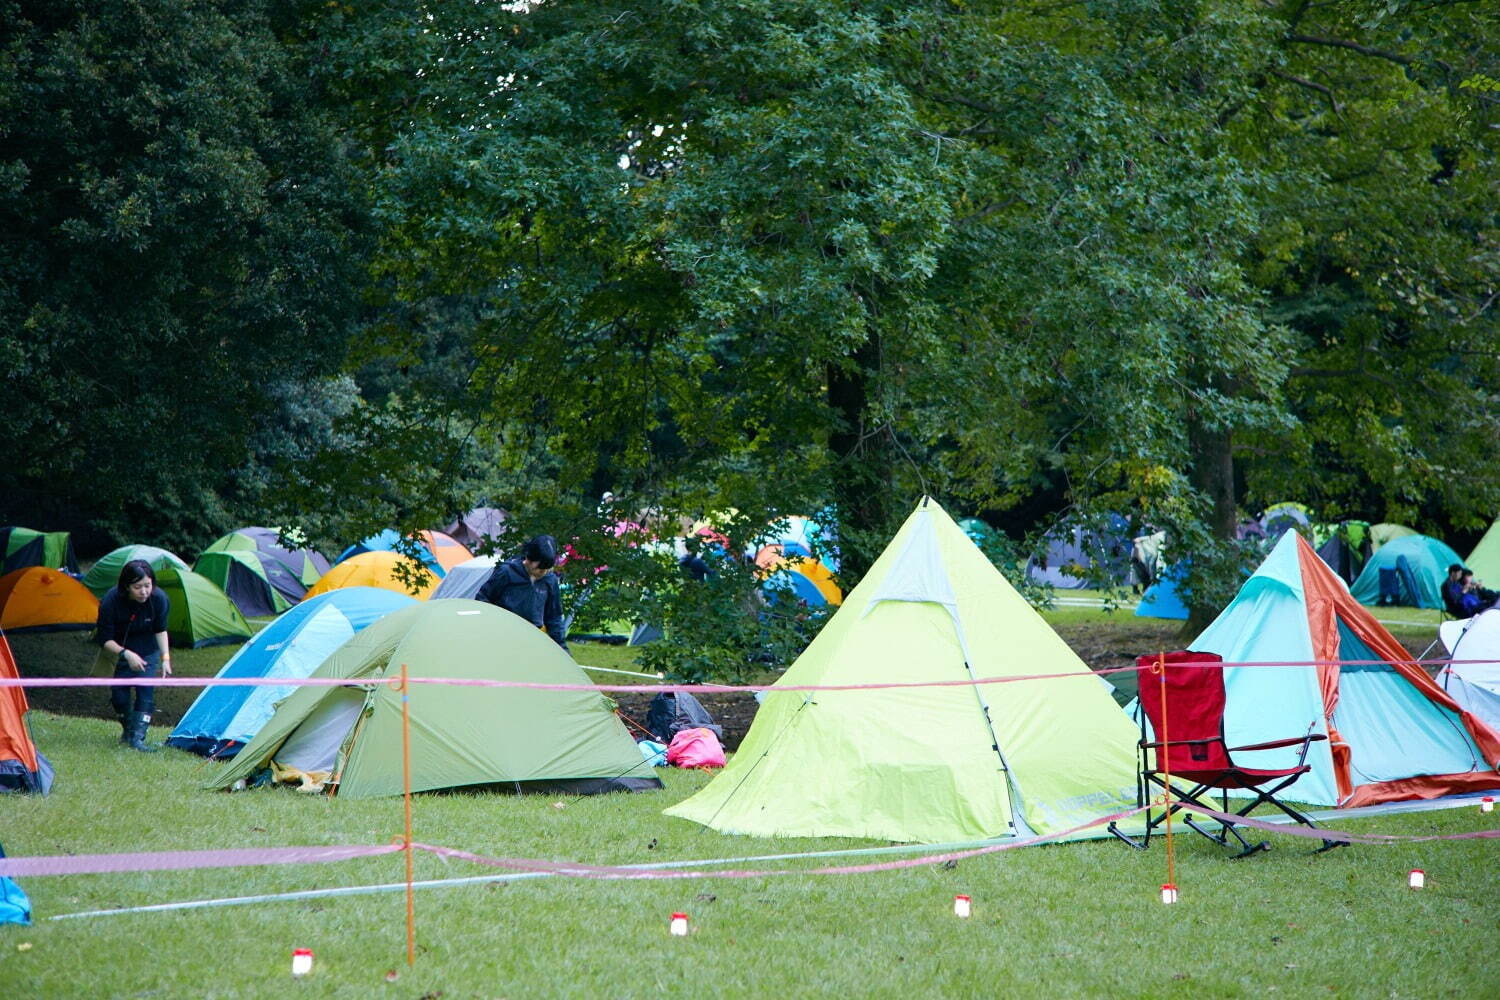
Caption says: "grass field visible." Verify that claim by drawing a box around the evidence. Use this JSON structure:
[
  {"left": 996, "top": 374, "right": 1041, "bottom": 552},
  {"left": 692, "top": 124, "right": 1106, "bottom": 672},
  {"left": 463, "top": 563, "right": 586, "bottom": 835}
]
[{"left": 3, "top": 605, "right": 1494, "bottom": 998}]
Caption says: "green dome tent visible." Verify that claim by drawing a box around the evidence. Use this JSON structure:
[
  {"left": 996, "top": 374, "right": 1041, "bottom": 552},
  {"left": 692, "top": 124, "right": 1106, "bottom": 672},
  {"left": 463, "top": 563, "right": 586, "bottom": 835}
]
[
  {"left": 666, "top": 498, "right": 1140, "bottom": 844},
  {"left": 82, "top": 545, "right": 190, "bottom": 597},
  {"left": 0, "top": 527, "right": 79, "bottom": 575},
  {"left": 156, "top": 566, "right": 253, "bottom": 648},
  {"left": 208, "top": 601, "right": 660, "bottom": 798}
]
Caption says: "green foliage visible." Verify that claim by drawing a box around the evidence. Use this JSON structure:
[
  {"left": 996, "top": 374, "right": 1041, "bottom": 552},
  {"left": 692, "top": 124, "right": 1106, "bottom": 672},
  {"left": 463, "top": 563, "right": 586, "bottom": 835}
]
[{"left": 0, "top": 0, "right": 370, "bottom": 552}]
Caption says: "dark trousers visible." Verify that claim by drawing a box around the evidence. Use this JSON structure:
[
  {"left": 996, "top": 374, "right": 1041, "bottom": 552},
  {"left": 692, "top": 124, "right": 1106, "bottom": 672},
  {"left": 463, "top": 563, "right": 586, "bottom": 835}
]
[{"left": 111, "top": 653, "right": 160, "bottom": 716}]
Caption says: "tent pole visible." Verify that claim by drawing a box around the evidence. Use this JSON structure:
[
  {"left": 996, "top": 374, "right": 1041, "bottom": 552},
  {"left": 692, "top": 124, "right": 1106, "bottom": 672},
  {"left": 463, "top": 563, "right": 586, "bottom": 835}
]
[{"left": 402, "top": 662, "right": 415, "bottom": 966}]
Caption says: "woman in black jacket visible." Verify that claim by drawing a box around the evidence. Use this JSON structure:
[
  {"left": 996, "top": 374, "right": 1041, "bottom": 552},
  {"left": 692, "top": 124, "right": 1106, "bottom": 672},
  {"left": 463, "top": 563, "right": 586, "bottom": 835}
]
[{"left": 94, "top": 559, "right": 172, "bottom": 751}]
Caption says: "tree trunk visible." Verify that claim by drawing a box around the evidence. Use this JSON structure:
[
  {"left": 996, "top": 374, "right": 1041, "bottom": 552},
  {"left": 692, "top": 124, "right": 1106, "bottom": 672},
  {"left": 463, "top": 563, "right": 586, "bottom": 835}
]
[
  {"left": 827, "top": 332, "right": 895, "bottom": 585},
  {"left": 1183, "top": 407, "right": 1237, "bottom": 636}
]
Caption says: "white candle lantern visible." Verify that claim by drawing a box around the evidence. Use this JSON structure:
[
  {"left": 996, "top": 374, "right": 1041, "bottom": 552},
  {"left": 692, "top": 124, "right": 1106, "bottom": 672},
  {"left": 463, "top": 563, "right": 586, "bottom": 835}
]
[
  {"left": 953, "top": 895, "right": 971, "bottom": 918},
  {"left": 669, "top": 912, "right": 689, "bottom": 936},
  {"left": 291, "top": 948, "right": 314, "bottom": 976},
  {"left": 1481, "top": 797, "right": 1494, "bottom": 814},
  {"left": 1160, "top": 883, "right": 1179, "bottom": 905},
  {"left": 1408, "top": 869, "right": 1425, "bottom": 889}
]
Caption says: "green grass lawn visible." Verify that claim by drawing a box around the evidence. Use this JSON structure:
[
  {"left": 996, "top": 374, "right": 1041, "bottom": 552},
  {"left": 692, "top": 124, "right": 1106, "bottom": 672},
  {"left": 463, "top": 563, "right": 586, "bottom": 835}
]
[{"left": 3, "top": 712, "right": 1498, "bottom": 999}]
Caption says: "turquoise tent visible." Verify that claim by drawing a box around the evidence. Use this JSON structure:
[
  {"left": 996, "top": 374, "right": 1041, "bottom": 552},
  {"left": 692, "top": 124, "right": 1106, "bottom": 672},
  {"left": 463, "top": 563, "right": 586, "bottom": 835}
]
[
  {"left": 1348, "top": 534, "right": 1465, "bottom": 610},
  {"left": 167, "top": 588, "right": 416, "bottom": 756},
  {"left": 1188, "top": 532, "right": 1500, "bottom": 806}
]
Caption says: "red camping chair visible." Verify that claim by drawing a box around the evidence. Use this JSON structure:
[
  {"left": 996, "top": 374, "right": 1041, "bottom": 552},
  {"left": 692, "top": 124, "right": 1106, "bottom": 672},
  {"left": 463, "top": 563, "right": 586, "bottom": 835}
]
[{"left": 1108, "top": 650, "right": 1339, "bottom": 857}]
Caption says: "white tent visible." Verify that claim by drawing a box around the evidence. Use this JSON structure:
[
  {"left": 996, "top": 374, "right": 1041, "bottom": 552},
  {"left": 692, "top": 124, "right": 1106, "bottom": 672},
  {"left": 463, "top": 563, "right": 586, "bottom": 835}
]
[{"left": 1439, "top": 608, "right": 1500, "bottom": 733}]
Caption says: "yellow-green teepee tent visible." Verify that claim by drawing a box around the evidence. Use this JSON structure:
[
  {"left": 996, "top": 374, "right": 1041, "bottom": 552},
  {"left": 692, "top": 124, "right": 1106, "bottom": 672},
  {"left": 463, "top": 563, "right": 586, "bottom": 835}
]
[{"left": 665, "top": 498, "right": 1140, "bottom": 844}]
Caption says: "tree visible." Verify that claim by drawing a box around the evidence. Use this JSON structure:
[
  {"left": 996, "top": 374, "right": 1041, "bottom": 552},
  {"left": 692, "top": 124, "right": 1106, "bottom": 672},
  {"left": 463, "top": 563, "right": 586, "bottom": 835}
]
[{"left": 0, "top": 0, "right": 370, "bottom": 552}]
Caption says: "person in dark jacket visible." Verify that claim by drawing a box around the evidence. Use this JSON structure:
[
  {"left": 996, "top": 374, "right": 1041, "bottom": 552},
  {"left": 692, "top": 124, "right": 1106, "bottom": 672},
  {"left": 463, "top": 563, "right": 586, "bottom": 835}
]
[
  {"left": 476, "top": 535, "right": 568, "bottom": 649},
  {"left": 94, "top": 559, "right": 172, "bottom": 752}
]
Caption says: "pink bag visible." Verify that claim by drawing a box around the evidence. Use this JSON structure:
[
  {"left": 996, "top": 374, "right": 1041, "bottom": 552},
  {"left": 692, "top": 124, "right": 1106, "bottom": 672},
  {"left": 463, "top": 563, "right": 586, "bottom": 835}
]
[{"left": 666, "top": 727, "right": 726, "bottom": 768}]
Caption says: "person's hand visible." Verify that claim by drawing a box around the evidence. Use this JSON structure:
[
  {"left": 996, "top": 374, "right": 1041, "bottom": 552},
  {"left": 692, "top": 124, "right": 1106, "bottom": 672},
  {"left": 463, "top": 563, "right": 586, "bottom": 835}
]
[
  {"left": 122, "top": 650, "right": 145, "bottom": 672},
  {"left": 162, "top": 657, "right": 173, "bottom": 677}
]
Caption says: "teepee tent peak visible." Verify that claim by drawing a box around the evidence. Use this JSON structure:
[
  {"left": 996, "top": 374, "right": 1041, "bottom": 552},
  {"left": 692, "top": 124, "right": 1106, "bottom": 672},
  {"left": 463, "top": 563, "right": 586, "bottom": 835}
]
[
  {"left": 1190, "top": 532, "right": 1500, "bottom": 807},
  {"left": 666, "top": 497, "right": 1140, "bottom": 844}
]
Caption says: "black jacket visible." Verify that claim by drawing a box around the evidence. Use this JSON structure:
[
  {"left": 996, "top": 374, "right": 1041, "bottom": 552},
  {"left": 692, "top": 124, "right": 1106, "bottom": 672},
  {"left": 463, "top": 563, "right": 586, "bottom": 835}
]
[{"left": 476, "top": 557, "right": 568, "bottom": 649}]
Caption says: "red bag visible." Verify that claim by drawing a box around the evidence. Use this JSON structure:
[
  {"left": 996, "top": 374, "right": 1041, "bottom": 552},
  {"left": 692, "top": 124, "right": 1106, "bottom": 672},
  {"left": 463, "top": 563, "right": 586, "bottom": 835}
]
[{"left": 665, "top": 727, "right": 726, "bottom": 769}]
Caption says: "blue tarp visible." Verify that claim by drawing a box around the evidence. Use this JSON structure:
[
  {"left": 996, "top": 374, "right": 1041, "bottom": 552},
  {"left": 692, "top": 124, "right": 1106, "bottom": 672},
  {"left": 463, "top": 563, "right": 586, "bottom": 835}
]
[
  {"left": 166, "top": 588, "right": 416, "bottom": 757},
  {"left": 0, "top": 843, "right": 30, "bottom": 926}
]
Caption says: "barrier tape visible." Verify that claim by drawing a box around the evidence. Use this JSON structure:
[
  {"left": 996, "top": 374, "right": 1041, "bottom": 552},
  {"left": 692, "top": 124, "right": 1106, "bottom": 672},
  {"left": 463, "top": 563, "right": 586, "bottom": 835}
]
[
  {"left": 4, "top": 808, "right": 1145, "bottom": 882},
  {"left": 1, "top": 655, "right": 1494, "bottom": 696},
  {"left": 0, "top": 843, "right": 401, "bottom": 878}
]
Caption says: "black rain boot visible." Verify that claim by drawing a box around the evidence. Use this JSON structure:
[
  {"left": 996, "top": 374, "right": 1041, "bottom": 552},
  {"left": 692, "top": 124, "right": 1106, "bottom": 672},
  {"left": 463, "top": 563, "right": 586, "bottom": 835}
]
[
  {"left": 125, "top": 711, "right": 159, "bottom": 753},
  {"left": 118, "top": 713, "right": 132, "bottom": 745}
]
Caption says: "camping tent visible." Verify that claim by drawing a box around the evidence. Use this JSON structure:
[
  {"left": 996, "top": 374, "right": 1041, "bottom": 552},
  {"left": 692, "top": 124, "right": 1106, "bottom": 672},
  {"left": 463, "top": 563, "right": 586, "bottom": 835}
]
[
  {"left": 1438, "top": 609, "right": 1500, "bottom": 735},
  {"left": 665, "top": 498, "right": 1141, "bottom": 844},
  {"left": 0, "top": 632, "right": 54, "bottom": 794},
  {"left": 193, "top": 550, "right": 301, "bottom": 618},
  {"left": 81, "top": 545, "right": 190, "bottom": 597},
  {"left": 1315, "top": 521, "right": 1372, "bottom": 585},
  {"left": 1467, "top": 517, "right": 1500, "bottom": 591},
  {"left": 445, "top": 507, "right": 509, "bottom": 551},
  {"left": 1025, "top": 515, "right": 1132, "bottom": 589},
  {"left": 0, "top": 568, "right": 98, "bottom": 632},
  {"left": 1188, "top": 532, "right": 1500, "bottom": 806},
  {"left": 303, "top": 551, "right": 440, "bottom": 601},
  {"left": 1134, "top": 564, "right": 1189, "bottom": 620},
  {"left": 168, "top": 588, "right": 416, "bottom": 757},
  {"left": 1261, "top": 501, "right": 1312, "bottom": 541},
  {"left": 202, "top": 527, "right": 330, "bottom": 591},
  {"left": 1369, "top": 522, "right": 1418, "bottom": 552},
  {"left": 0, "top": 527, "right": 79, "bottom": 575},
  {"left": 156, "top": 566, "right": 253, "bottom": 648},
  {"left": 431, "top": 555, "right": 499, "bottom": 600},
  {"left": 208, "top": 601, "right": 660, "bottom": 798},
  {"left": 1348, "top": 534, "right": 1465, "bottom": 610},
  {"left": 416, "top": 530, "right": 472, "bottom": 573},
  {"left": 334, "top": 530, "right": 445, "bottom": 577}
]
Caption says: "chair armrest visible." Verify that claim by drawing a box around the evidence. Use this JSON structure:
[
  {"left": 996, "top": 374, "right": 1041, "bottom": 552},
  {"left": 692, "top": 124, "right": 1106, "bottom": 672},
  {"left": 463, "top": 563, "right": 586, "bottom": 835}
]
[
  {"left": 1229, "top": 734, "right": 1328, "bottom": 753},
  {"left": 1139, "top": 737, "right": 1221, "bottom": 750}
]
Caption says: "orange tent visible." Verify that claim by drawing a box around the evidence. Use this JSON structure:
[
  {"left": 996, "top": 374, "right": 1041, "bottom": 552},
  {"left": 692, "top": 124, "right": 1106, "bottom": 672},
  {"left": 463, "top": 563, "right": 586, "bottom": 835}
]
[
  {"left": 0, "top": 567, "right": 99, "bottom": 632},
  {"left": 417, "top": 530, "right": 473, "bottom": 573},
  {"left": 0, "top": 631, "right": 52, "bottom": 793},
  {"left": 303, "top": 551, "right": 439, "bottom": 601}
]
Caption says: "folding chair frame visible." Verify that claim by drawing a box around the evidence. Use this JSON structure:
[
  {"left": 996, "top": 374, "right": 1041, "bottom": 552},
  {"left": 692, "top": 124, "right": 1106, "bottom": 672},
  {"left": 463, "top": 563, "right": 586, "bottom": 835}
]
[{"left": 1109, "top": 724, "right": 1340, "bottom": 857}]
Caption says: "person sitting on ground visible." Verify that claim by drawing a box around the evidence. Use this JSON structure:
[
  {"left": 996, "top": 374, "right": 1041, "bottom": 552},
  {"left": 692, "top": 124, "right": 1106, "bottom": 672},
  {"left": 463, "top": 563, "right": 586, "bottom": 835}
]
[
  {"left": 476, "top": 535, "right": 568, "bottom": 650},
  {"left": 93, "top": 559, "right": 172, "bottom": 752},
  {"left": 1441, "top": 563, "right": 1467, "bottom": 618},
  {"left": 1459, "top": 569, "right": 1497, "bottom": 617}
]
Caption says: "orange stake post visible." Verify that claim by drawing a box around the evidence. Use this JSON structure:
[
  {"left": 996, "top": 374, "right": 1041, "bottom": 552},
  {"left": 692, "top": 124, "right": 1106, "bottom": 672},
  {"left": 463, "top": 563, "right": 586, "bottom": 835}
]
[{"left": 402, "top": 663, "right": 415, "bottom": 965}]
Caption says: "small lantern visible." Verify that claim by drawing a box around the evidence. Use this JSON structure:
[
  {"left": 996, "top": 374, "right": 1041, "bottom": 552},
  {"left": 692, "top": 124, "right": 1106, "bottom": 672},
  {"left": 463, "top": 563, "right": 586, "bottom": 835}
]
[
  {"left": 669, "top": 912, "right": 689, "bottom": 937},
  {"left": 1160, "top": 883, "right": 1179, "bottom": 905},
  {"left": 953, "top": 895, "right": 971, "bottom": 918},
  {"left": 1408, "top": 869, "right": 1425, "bottom": 890},
  {"left": 1481, "top": 796, "right": 1494, "bottom": 814},
  {"left": 291, "top": 948, "right": 314, "bottom": 976}
]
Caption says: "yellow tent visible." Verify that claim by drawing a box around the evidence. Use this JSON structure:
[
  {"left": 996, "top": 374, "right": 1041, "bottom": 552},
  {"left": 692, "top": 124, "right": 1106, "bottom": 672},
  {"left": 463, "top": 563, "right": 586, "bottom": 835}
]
[
  {"left": 303, "top": 552, "right": 439, "bottom": 601},
  {"left": 0, "top": 567, "right": 99, "bottom": 631}
]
